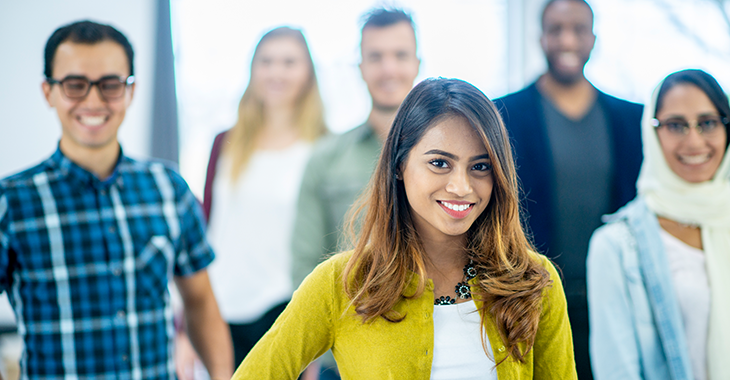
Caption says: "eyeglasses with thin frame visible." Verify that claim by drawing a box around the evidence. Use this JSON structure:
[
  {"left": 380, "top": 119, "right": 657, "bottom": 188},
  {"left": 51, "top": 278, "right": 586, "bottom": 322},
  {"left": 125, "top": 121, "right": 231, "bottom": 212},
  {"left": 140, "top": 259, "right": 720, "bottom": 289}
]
[
  {"left": 651, "top": 115, "right": 728, "bottom": 137},
  {"left": 46, "top": 75, "right": 135, "bottom": 100}
]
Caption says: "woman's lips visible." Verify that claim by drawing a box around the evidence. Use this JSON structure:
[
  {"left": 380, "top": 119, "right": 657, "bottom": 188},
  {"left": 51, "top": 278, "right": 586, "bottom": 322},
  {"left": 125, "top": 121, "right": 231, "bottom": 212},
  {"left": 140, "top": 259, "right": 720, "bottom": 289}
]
[{"left": 438, "top": 200, "right": 474, "bottom": 219}]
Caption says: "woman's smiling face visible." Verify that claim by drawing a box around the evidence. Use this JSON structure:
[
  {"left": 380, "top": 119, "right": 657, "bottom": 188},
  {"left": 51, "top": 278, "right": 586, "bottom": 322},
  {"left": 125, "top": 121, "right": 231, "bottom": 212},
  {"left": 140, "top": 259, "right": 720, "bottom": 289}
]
[
  {"left": 655, "top": 83, "right": 727, "bottom": 183},
  {"left": 401, "top": 115, "right": 494, "bottom": 242}
]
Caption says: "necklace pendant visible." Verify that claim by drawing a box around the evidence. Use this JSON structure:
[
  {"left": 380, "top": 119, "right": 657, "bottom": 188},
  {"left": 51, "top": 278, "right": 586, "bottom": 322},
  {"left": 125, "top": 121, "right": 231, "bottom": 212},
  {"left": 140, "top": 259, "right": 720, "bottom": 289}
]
[
  {"left": 455, "top": 282, "right": 471, "bottom": 300},
  {"left": 464, "top": 260, "right": 477, "bottom": 280},
  {"left": 435, "top": 259, "right": 478, "bottom": 306},
  {"left": 435, "top": 296, "right": 456, "bottom": 306}
]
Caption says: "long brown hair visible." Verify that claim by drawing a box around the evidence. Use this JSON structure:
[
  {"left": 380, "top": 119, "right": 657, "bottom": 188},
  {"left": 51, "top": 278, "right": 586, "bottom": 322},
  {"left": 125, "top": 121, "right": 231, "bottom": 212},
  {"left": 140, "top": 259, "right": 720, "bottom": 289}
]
[
  {"left": 342, "top": 78, "right": 552, "bottom": 363},
  {"left": 224, "top": 27, "right": 326, "bottom": 181}
]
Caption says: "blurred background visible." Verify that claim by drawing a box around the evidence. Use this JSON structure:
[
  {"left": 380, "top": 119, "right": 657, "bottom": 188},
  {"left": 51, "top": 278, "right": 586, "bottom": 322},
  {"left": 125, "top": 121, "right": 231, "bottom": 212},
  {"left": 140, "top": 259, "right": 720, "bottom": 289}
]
[{"left": 0, "top": 0, "right": 728, "bottom": 378}]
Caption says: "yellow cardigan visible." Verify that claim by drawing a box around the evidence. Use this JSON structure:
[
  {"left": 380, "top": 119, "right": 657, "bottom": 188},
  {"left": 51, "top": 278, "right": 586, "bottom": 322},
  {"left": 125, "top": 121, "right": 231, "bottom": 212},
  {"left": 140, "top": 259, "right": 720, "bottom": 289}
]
[{"left": 232, "top": 251, "right": 576, "bottom": 379}]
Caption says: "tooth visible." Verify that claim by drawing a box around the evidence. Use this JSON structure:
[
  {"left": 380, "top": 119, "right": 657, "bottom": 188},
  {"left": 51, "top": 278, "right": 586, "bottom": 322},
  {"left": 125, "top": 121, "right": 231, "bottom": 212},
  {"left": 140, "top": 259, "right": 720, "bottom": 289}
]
[
  {"left": 681, "top": 154, "right": 709, "bottom": 164},
  {"left": 80, "top": 116, "right": 105, "bottom": 126}
]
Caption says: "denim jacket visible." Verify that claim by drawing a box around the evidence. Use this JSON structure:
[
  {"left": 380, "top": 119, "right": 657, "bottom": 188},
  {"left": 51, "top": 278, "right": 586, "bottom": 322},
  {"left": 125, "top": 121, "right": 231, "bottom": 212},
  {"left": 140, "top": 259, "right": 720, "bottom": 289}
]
[{"left": 586, "top": 197, "right": 693, "bottom": 380}]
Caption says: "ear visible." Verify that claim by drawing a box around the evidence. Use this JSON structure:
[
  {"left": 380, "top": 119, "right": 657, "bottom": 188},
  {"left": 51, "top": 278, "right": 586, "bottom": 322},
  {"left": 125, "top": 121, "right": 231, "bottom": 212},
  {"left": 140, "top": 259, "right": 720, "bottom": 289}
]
[
  {"left": 395, "top": 167, "right": 403, "bottom": 181},
  {"left": 127, "top": 82, "right": 136, "bottom": 104},
  {"left": 539, "top": 34, "right": 548, "bottom": 54},
  {"left": 588, "top": 33, "right": 596, "bottom": 52},
  {"left": 41, "top": 81, "right": 54, "bottom": 107}
]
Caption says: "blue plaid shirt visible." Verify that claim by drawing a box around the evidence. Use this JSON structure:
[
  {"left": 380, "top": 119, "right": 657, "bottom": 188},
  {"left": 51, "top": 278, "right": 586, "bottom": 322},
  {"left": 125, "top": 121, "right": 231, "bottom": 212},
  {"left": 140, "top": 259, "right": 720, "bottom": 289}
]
[{"left": 0, "top": 147, "right": 215, "bottom": 380}]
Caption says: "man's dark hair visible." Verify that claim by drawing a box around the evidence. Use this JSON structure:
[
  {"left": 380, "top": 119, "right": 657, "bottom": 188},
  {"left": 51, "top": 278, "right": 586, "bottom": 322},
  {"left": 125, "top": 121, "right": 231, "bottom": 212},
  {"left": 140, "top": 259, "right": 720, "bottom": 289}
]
[
  {"left": 361, "top": 7, "right": 414, "bottom": 33},
  {"left": 541, "top": 0, "right": 594, "bottom": 31},
  {"left": 44, "top": 20, "right": 134, "bottom": 79}
]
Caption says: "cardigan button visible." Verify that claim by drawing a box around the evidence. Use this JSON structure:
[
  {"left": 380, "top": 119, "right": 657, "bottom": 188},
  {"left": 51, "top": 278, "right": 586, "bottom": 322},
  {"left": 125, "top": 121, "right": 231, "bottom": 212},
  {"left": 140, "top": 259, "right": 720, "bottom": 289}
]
[{"left": 498, "top": 346, "right": 505, "bottom": 352}]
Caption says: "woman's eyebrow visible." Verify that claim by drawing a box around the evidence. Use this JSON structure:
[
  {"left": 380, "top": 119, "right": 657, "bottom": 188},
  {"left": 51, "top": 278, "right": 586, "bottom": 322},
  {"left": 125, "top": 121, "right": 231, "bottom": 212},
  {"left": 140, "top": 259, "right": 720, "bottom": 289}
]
[
  {"left": 424, "top": 149, "right": 457, "bottom": 159},
  {"left": 424, "top": 150, "right": 490, "bottom": 161}
]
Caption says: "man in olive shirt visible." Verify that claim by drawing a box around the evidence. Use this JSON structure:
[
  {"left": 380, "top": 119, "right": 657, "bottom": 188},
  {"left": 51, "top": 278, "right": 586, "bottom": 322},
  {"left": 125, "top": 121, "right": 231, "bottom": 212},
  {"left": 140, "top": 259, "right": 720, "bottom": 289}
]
[
  {"left": 291, "top": 12, "right": 419, "bottom": 378},
  {"left": 291, "top": 7, "right": 420, "bottom": 289}
]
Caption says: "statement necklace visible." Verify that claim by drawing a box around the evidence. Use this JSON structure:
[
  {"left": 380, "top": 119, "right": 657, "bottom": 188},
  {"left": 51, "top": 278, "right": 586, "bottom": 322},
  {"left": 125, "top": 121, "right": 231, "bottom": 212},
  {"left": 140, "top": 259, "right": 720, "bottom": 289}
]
[{"left": 434, "top": 260, "right": 478, "bottom": 306}]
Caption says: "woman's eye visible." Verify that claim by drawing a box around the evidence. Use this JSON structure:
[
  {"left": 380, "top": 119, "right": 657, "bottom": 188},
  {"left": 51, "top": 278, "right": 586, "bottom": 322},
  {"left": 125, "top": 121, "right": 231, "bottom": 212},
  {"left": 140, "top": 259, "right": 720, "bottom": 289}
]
[
  {"left": 429, "top": 159, "right": 449, "bottom": 169},
  {"left": 473, "top": 162, "right": 493, "bottom": 172},
  {"left": 665, "top": 121, "right": 687, "bottom": 134},
  {"left": 699, "top": 118, "right": 720, "bottom": 132}
]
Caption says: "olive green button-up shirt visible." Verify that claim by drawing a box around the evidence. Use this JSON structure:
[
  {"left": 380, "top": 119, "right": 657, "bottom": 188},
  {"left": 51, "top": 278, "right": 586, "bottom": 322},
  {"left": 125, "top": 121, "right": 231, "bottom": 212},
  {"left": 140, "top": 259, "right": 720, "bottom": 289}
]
[
  {"left": 234, "top": 251, "right": 577, "bottom": 379},
  {"left": 290, "top": 123, "right": 382, "bottom": 288}
]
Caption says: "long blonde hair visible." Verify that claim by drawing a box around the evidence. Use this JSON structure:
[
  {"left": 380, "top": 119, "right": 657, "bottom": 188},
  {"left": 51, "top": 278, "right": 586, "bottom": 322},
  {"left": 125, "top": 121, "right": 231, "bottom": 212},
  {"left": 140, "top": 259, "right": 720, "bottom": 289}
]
[
  {"left": 224, "top": 27, "right": 326, "bottom": 181},
  {"left": 342, "top": 78, "right": 551, "bottom": 364}
]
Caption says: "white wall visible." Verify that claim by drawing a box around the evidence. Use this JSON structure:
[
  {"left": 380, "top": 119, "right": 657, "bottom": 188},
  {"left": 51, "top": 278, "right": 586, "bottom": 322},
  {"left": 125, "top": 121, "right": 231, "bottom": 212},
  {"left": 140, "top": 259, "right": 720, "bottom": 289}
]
[
  {"left": 0, "top": 0, "right": 156, "bottom": 179},
  {"left": 172, "top": 0, "right": 511, "bottom": 198}
]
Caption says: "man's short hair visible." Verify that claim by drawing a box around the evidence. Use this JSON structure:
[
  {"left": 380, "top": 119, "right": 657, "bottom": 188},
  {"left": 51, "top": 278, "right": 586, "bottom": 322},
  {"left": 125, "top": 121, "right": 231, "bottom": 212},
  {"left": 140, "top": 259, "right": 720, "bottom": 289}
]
[
  {"left": 540, "top": 0, "right": 594, "bottom": 31},
  {"left": 361, "top": 7, "right": 414, "bottom": 33},
  {"left": 44, "top": 20, "right": 134, "bottom": 79}
]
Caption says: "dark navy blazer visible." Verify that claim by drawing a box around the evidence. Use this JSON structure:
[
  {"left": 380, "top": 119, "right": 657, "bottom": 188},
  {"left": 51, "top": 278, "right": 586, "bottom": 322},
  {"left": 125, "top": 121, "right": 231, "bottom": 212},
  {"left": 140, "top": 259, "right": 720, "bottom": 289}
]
[{"left": 493, "top": 82, "right": 644, "bottom": 268}]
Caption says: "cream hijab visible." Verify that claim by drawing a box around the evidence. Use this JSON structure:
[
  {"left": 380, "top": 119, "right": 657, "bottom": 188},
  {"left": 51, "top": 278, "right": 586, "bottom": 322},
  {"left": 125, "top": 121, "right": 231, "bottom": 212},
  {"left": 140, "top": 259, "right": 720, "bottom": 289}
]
[{"left": 637, "top": 78, "right": 730, "bottom": 380}]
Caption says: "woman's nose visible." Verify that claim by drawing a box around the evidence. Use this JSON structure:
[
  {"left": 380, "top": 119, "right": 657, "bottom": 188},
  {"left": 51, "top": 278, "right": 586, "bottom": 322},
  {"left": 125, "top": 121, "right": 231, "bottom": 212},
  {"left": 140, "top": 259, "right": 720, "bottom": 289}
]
[{"left": 445, "top": 170, "right": 472, "bottom": 197}]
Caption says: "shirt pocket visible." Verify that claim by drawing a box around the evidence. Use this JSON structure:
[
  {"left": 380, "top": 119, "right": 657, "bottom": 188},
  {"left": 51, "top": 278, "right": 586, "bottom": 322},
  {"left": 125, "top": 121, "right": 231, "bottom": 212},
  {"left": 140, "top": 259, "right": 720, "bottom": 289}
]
[{"left": 135, "top": 235, "right": 174, "bottom": 305}]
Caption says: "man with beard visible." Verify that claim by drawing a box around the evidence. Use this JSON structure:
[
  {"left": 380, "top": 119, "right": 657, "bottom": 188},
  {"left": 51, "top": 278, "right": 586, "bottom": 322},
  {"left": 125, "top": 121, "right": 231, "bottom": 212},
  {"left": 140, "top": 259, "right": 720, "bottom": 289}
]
[
  {"left": 290, "top": 7, "right": 420, "bottom": 379},
  {"left": 493, "top": 1, "right": 642, "bottom": 378}
]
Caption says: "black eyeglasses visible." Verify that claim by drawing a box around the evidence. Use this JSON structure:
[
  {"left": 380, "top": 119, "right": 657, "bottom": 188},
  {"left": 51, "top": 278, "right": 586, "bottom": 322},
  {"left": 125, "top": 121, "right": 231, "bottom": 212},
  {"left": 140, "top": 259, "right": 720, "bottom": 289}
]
[
  {"left": 651, "top": 115, "right": 728, "bottom": 137},
  {"left": 46, "top": 75, "right": 135, "bottom": 100}
]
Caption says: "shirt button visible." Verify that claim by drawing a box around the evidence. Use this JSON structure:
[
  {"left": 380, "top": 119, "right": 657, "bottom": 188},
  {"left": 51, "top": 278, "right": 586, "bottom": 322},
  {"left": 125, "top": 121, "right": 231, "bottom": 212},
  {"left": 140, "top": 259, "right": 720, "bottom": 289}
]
[
  {"left": 498, "top": 346, "right": 505, "bottom": 352},
  {"left": 100, "top": 189, "right": 107, "bottom": 196},
  {"left": 117, "top": 310, "right": 126, "bottom": 319},
  {"left": 113, "top": 267, "right": 122, "bottom": 276},
  {"left": 122, "top": 355, "right": 128, "bottom": 362},
  {"left": 108, "top": 226, "right": 116, "bottom": 234}
]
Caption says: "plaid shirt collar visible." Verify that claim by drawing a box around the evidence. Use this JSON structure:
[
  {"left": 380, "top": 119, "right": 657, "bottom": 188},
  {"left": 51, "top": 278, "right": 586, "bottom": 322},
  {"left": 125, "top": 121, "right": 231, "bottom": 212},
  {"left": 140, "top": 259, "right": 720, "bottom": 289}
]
[{"left": 47, "top": 144, "right": 127, "bottom": 191}]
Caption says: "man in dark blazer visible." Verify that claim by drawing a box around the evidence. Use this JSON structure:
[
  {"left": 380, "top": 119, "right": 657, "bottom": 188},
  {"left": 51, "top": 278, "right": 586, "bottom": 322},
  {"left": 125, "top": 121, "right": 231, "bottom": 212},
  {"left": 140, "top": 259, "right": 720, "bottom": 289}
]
[{"left": 493, "top": 1, "right": 643, "bottom": 379}]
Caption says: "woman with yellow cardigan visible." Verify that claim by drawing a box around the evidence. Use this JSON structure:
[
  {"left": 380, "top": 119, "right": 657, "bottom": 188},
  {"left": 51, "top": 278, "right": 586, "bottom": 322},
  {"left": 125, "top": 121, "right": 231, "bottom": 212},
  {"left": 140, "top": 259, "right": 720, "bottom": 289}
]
[{"left": 233, "top": 78, "right": 577, "bottom": 379}]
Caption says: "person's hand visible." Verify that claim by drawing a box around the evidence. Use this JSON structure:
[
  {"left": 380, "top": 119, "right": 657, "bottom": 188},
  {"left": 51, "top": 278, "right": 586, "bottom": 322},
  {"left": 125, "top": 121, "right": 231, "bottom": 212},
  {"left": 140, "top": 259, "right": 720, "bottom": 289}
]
[{"left": 175, "top": 331, "right": 199, "bottom": 380}]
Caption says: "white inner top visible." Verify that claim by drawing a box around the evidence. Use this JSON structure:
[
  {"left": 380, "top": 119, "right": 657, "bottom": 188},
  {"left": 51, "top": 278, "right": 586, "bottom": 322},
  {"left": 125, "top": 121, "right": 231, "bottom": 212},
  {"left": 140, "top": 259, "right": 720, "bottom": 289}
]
[
  {"left": 207, "top": 141, "right": 311, "bottom": 323},
  {"left": 660, "top": 228, "right": 709, "bottom": 380},
  {"left": 431, "top": 300, "right": 497, "bottom": 380}
]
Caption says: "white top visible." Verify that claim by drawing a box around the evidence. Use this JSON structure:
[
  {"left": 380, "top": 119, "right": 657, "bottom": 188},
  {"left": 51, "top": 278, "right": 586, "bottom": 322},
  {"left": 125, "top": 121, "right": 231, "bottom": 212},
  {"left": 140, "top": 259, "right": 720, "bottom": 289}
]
[
  {"left": 207, "top": 141, "right": 311, "bottom": 323},
  {"left": 660, "top": 228, "right": 709, "bottom": 380},
  {"left": 431, "top": 300, "right": 497, "bottom": 380}
]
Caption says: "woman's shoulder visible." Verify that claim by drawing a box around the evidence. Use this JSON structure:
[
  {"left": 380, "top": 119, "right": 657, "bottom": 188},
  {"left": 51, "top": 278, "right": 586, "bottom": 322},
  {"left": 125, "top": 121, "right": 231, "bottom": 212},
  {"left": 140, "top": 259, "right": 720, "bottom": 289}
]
[
  {"left": 319, "top": 251, "right": 354, "bottom": 272},
  {"left": 300, "top": 251, "right": 354, "bottom": 286},
  {"left": 528, "top": 251, "right": 560, "bottom": 280}
]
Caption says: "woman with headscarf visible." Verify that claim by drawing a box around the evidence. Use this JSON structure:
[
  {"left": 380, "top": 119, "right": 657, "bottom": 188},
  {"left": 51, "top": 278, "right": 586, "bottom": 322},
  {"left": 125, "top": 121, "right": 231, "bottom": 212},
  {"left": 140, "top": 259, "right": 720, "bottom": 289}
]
[{"left": 587, "top": 69, "right": 730, "bottom": 380}]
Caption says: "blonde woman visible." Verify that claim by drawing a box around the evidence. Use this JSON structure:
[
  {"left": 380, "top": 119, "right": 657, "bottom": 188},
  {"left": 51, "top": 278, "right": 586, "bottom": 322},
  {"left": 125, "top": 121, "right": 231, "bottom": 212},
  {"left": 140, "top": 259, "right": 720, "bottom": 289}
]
[{"left": 202, "top": 26, "right": 326, "bottom": 367}]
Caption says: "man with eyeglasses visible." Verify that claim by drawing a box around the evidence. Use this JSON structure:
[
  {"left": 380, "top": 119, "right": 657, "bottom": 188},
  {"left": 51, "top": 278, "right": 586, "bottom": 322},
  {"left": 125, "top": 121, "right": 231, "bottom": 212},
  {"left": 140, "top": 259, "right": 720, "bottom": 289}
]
[
  {"left": 0, "top": 20, "right": 233, "bottom": 380},
  {"left": 493, "top": 1, "right": 643, "bottom": 379}
]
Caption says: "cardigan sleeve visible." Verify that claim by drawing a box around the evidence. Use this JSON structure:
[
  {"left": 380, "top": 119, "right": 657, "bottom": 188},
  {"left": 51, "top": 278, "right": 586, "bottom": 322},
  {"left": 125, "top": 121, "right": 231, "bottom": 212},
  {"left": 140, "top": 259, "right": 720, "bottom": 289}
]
[
  {"left": 586, "top": 222, "right": 643, "bottom": 380},
  {"left": 232, "top": 253, "right": 342, "bottom": 379},
  {"left": 532, "top": 255, "right": 578, "bottom": 380}
]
